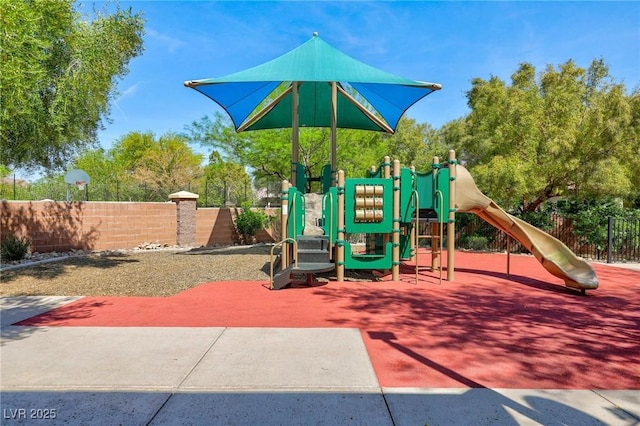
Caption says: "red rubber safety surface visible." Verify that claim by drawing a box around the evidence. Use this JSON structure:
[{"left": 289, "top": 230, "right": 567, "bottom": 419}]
[{"left": 18, "top": 251, "right": 640, "bottom": 390}]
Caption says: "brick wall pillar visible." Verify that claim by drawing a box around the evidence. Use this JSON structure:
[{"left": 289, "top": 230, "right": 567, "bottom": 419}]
[{"left": 169, "top": 191, "right": 199, "bottom": 247}]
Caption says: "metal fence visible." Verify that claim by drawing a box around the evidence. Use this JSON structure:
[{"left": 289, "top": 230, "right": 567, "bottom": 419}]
[
  {"left": 456, "top": 213, "right": 640, "bottom": 263},
  {"left": 0, "top": 177, "right": 275, "bottom": 207},
  {"left": 319, "top": 215, "right": 639, "bottom": 264},
  {"left": 606, "top": 216, "right": 640, "bottom": 263}
]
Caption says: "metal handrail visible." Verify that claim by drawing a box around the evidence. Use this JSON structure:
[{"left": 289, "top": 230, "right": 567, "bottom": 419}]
[{"left": 270, "top": 238, "right": 298, "bottom": 289}]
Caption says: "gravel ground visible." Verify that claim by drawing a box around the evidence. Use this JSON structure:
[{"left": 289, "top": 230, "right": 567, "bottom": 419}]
[
  {"left": 1, "top": 244, "right": 378, "bottom": 297},
  {"left": 0, "top": 245, "right": 276, "bottom": 297}
]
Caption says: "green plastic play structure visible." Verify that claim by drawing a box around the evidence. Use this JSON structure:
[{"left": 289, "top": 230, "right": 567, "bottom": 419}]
[
  {"left": 273, "top": 150, "right": 599, "bottom": 293},
  {"left": 183, "top": 34, "right": 598, "bottom": 293},
  {"left": 273, "top": 153, "right": 456, "bottom": 289},
  {"left": 322, "top": 158, "right": 448, "bottom": 270}
]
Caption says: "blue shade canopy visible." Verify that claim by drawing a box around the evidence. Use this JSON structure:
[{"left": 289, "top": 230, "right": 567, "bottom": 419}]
[{"left": 185, "top": 34, "right": 441, "bottom": 133}]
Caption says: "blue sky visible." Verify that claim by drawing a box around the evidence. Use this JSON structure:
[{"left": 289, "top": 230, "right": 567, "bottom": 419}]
[{"left": 89, "top": 0, "right": 639, "bottom": 151}]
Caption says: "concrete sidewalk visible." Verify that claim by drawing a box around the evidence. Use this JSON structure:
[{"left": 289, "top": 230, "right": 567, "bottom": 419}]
[
  {"left": 1, "top": 297, "right": 639, "bottom": 425},
  {"left": 596, "top": 262, "right": 640, "bottom": 272}
]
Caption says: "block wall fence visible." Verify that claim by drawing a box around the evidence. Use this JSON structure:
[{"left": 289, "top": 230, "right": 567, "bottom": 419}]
[{"left": 1, "top": 197, "right": 278, "bottom": 253}]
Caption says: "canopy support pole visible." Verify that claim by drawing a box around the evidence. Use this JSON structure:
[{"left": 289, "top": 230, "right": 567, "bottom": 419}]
[
  {"left": 292, "top": 82, "right": 300, "bottom": 189},
  {"left": 330, "top": 81, "right": 337, "bottom": 187}
]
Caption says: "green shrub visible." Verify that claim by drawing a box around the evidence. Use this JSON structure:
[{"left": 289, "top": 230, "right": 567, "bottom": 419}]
[
  {"left": 462, "top": 235, "right": 489, "bottom": 251},
  {"left": 235, "top": 202, "right": 266, "bottom": 241},
  {"left": 570, "top": 201, "right": 640, "bottom": 257},
  {"left": 516, "top": 210, "right": 553, "bottom": 232},
  {"left": 1, "top": 235, "right": 31, "bottom": 261}
]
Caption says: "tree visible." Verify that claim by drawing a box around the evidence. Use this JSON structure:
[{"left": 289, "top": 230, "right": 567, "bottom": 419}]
[
  {"left": 185, "top": 113, "right": 438, "bottom": 186},
  {"left": 202, "top": 151, "right": 252, "bottom": 206},
  {"left": 131, "top": 133, "right": 203, "bottom": 200},
  {"left": 626, "top": 92, "right": 640, "bottom": 207},
  {"left": 70, "top": 132, "right": 156, "bottom": 201},
  {"left": 62, "top": 132, "right": 203, "bottom": 201},
  {"left": 453, "top": 59, "right": 638, "bottom": 211},
  {"left": 110, "top": 131, "right": 157, "bottom": 173},
  {"left": 186, "top": 112, "right": 329, "bottom": 182},
  {"left": 0, "top": 0, "right": 144, "bottom": 171},
  {"left": 71, "top": 146, "right": 127, "bottom": 201},
  {"left": 73, "top": 147, "right": 118, "bottom": 180},
  {"left": 382, "top": 117, "right": 448, "bottom": 171}
]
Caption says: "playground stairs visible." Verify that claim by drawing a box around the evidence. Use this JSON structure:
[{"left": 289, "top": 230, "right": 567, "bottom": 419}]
[{"left": 271, "top": 235, "right": 335, "bottom": 290}]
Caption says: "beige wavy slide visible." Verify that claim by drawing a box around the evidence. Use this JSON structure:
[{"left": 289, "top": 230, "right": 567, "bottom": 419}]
[{"left": 455, "top": 166, "right": 599, "bottom": 290}]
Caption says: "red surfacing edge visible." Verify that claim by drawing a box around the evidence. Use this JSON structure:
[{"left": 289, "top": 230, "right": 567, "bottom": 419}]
[{"left": 17, "top": 251, "right": 640, "bottom": 390}]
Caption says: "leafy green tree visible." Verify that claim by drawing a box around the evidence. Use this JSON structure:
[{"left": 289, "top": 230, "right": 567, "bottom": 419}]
[
  {"left": 110, "top": 131, "right": 157, "bottom": 173},
  {"left": 452, "top": 59, "right": 638, "bottom": 211},
  {"left": 439, "top": 118, "right": 471, "bottom": 161},
  {"left": 73, "top": 148, "right": 117, "bottom": 180},
  {"left": 383, "top": 117, "right": 448, "bottom": 171},
  {"left": 69, "top": 132, "right": 203, "bottom": 201},
  {"left": 132, "top": 133, "right": 203, "bottom": 200},
  {"left": 185, "top": 113, "right": 438, "bottom": 186},
  {"left": 18, "top": 173, "right": 67, "bottom": 201},
  {"left": 0, "top": 0, "right": 144, "bottom": 171},
  {"left": 202, "top": 151, "right": 252, "bottom": 206},
  {"left": 626, "top": 92, "right": 640, "bottom": 207},
  {"left": 71, "top": 146, "right": 127, "bottom": 200},
  {"left": 187, "top": 112, "right": 330, "bottom": 182}
]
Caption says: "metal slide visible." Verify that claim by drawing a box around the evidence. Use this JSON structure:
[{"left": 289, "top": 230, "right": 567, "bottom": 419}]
[{"left": 455, "top": 166, "right": 599, "bottom": 290}]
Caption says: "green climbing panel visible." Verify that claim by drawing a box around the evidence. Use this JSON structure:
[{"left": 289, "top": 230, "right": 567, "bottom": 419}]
[
  {"left": 286, "top": 187, "right": 305, "bottom": 238},
  {"left": 415, "top": 167, "right": 450, "bottom": 224}
]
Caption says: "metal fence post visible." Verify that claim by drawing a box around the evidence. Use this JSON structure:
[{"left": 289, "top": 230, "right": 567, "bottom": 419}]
[{"left": 607, "top": 216, "right": 613, "bottom": 264}]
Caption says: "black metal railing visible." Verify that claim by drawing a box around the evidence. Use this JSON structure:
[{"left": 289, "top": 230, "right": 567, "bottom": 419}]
[
  {"left": 455, "top": 213, "right": 640, "bottom": 263},
  {"left": 607, "top": 216, "right": 640, "bottom": 263},
  {"left": 0, "top": 177, "right": 268, "bottom": 208}
]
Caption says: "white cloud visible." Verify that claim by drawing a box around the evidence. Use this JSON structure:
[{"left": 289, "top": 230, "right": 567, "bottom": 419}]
[
  {"left": 147, "top": 27, "right": 185, "bottom": 53},
  {"left": 120, "top": 82, "right": 140, "bottom": 99}
]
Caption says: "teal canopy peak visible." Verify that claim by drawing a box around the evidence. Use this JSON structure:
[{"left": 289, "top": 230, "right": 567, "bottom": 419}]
[{"left": 184, "top": 34, "right": 441, "bottom": 133}]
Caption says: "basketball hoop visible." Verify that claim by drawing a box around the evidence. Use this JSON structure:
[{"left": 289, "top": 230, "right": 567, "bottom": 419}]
[{"left": 64, "top": 169, "right": 91, "bottom": 200}]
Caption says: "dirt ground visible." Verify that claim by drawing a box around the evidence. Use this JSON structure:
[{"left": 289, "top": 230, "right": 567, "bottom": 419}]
[
  {"left": 0, "top": 245, "right": 378, "bottom": 297},
  {"left": 1, "top": 245, "right": 275, "bottom": 297}
]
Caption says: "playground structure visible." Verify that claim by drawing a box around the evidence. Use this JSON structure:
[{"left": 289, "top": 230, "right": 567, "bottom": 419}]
[
  {"left": 183, "top": 34, "right": 598, "bottom": 292},
  {"left": 271, "top": 150, "right": 599, "bottom": 293}
]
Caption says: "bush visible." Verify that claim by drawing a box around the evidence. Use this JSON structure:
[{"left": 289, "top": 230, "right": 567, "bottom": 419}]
[
  {"left": 570, "top": 201, "right": 640, "bottom": 257},
  {"left": 1, "top": 235, "right": 31, "bottom": 261},
  {"left": 462, "top": 235, "right": 489, "bottom": 251},
  {"left": 516, "top": 210, "right": 553, "bottom": 232},
  {"left": 235, "top": 202, "right": 266, "bottom": 242}
]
